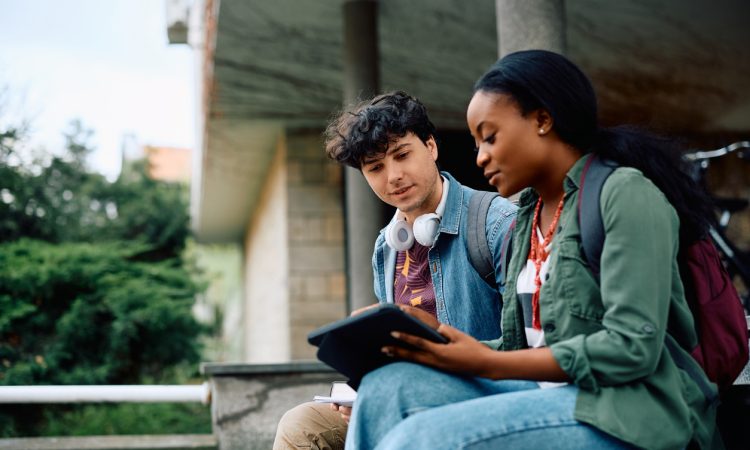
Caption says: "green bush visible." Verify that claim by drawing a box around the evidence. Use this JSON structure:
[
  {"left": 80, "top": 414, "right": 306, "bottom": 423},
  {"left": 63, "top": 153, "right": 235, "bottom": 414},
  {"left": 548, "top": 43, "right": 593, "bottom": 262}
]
[{"left": 39, "top": 403, "right": 212, "bottom": 436}]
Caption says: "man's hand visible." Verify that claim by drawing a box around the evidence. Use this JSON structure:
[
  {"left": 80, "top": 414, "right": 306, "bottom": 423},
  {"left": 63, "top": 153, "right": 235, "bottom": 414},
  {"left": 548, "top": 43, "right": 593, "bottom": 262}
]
[
  {"left": 396, "top": 304, "right": 440, "bottom": 330},
  {"left": 329, "top": 402, "right": 352, "bottom": 423},
  {"left": 350, "top": 303, "right": 380, "bottom": 316}
]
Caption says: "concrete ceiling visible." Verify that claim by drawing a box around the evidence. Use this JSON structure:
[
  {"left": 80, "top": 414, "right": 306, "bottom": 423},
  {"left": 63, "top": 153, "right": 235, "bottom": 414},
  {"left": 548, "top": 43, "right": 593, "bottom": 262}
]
[
  {"left": 193, "top": 0, "right": 750, "bottom": 242},
  {"left": 567, "top": 0, "right": 750, "bottom": 134}
]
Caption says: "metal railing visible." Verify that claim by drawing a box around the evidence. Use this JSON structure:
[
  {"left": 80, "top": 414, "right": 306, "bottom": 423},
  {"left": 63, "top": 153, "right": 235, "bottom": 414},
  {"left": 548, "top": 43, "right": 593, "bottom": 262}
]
[
  {"left": 0, "top": 383, "right": 214, "bottom": 450},
  {"left": 0, "top": 383, "right": 211, "bottom": 404}
]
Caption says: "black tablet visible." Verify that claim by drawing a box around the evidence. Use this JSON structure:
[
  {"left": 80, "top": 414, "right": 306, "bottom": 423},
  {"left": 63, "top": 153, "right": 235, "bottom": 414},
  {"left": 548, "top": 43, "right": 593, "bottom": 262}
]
[{"left": 307, "top": 304, "right": 448, "bottom": 388}]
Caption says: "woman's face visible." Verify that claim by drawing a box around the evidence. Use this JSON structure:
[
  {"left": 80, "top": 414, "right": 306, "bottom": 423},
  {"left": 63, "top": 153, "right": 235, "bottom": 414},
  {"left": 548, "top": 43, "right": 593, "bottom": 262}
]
[{"left": 467, "top": 91, "right": 549, "bottom": 197}]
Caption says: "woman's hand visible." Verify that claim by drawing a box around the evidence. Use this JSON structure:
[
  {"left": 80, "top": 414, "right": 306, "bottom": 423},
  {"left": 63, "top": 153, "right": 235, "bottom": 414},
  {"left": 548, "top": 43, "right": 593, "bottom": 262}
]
[
  {"left": 329, "top": 403, "right": 352, "bottom": 423},
  {"left": 382, "top": 323, "right": 497, "bottom": 378},
  {"left": 387, "top": 305, "right": 570, "bottom": 381}
]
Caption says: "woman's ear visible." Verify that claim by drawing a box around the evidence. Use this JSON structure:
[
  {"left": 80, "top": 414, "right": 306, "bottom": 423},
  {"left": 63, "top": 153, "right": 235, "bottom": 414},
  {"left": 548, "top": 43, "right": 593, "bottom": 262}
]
[{"left": 535, "top": 109, "right": 554, "bottom": 135}]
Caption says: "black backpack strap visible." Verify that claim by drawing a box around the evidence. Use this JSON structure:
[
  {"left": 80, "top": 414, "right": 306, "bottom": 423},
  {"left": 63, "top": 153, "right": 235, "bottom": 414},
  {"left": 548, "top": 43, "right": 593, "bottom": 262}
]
[
  {"left": 467, "top": 191, "right": 499, "bottom": 288},
  {"left": 665, "top": 336, "right": 720, "bottom": 406},
  {"left": 578, "top": 155, "right": 617, "bottom": 281}
]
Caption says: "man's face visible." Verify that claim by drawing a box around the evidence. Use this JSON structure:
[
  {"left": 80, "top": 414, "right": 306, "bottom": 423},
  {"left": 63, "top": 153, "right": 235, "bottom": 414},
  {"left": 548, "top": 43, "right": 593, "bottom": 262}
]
[{"left": 360, "top": 132, "right": 441, "bottom": 221}]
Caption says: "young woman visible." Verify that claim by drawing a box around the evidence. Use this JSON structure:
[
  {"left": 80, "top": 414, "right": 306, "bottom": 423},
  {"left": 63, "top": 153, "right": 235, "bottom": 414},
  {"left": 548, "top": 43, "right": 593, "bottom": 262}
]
[{"left": 344, "top": 50, "right": 721, "bottom": 449}]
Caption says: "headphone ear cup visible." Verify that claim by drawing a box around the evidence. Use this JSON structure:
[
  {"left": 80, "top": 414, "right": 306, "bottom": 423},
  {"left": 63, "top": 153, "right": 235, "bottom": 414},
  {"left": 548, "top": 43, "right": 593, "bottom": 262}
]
[
  {"left": 384, "top": 219, "right": 414, "bottom": 251},
  {"left": 413, "top": 213, "right": 440, "bottom": 247}
]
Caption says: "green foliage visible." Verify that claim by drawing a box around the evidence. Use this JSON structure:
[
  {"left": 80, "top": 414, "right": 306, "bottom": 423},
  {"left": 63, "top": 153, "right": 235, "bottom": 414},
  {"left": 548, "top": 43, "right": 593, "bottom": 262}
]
[
  {"left": 0, "top": 117, "right": 207, "bottom": 436},
  {"left": 0, "top": 402, "right": 211, "bottom": 438},
  {"left": 38, "top": 403, "right": 212, "bottom": 436},
  {"left": 0, "top": 239, "right": 204, "bottom": 386}
]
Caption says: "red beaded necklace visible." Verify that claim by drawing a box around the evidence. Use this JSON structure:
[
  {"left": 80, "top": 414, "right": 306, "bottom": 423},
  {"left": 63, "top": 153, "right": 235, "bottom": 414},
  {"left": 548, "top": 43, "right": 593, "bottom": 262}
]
[{"left": 528, "top": 196, "right": 565, "bottom": 330}]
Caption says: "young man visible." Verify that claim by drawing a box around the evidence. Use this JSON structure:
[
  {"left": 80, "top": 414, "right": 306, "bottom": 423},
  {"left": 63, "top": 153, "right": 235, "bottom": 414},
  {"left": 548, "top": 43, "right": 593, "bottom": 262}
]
[{"left": 273, "top": 91, "right": 517, "bottom": 450}]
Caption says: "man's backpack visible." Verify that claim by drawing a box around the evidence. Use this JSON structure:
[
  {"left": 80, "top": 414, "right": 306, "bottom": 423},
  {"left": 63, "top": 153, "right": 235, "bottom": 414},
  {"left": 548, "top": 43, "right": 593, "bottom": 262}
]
[
  {"left": 466, "top": 190, "right": 519, "bottom": 291},
  {"left": 579, "top": 156, "right": 749, "bottom": 395}
]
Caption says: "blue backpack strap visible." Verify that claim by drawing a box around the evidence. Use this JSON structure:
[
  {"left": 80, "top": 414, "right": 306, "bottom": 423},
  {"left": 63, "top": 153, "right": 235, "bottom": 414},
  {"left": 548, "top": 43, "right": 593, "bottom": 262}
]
[
  {"left": 467, "top": 191, "right": 499, "bottom": 288},
  {"left": 578, "top": 155, "right": 617, "bottom": 280}
]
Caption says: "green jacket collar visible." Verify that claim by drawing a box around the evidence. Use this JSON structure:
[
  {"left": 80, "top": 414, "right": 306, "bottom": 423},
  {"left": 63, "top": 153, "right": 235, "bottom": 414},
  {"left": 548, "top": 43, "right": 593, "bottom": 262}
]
[{"left": 516, "top": 153, "right": 593, "bottom": 209}]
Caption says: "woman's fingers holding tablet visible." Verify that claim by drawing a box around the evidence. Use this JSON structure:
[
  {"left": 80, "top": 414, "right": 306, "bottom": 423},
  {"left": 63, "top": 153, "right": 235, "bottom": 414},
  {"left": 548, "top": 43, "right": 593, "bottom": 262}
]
[{"left": 383, "top": 324, "right": 496, "bottom": 377}]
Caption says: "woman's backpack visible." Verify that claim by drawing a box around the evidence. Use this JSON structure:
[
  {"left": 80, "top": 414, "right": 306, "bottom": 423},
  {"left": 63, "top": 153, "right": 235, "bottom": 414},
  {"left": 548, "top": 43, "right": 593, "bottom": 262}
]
[{"left": 578, "top": 155, "right": 749, "bottom": 395}]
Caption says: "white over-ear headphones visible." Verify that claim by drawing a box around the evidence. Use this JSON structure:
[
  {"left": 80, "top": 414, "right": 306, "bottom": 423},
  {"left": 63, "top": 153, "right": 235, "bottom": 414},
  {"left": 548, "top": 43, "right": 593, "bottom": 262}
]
[{"left": 384, "top": 176, "right": 449, "bottom": 251}]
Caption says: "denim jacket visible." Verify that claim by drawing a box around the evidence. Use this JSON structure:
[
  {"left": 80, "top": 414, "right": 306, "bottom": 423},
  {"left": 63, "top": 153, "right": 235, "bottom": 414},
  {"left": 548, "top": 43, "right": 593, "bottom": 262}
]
[
  {"left": 485, "top": 155, "right": 719, "bottom": 449},
  {"left": 371, "top": 172, "right": 517, "bottom": 341}
]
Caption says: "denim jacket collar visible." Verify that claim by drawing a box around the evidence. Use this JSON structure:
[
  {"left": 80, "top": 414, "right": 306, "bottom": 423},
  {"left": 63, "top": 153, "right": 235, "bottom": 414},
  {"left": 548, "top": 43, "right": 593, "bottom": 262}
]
[{"left": 438, "top": 171, "right": 462, "bottom": 235}]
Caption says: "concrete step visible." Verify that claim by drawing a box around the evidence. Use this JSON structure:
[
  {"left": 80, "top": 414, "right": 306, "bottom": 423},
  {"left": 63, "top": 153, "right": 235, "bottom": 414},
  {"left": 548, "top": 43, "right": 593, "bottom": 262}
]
[{"left": 0, "top": 434, "right": 217, "bottom": 450}]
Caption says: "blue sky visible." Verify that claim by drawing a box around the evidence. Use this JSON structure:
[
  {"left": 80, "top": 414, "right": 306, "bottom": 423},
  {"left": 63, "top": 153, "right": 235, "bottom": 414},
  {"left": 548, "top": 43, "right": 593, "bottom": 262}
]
[{"left": 0, "top": 0, "right": 194, "bottom": 179}]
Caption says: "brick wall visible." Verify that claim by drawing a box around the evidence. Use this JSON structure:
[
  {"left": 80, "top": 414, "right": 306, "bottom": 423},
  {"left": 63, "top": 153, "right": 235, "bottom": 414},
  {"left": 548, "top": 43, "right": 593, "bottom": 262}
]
[{"left": 286, "top": 131, "right": 347, "bottom": 359}]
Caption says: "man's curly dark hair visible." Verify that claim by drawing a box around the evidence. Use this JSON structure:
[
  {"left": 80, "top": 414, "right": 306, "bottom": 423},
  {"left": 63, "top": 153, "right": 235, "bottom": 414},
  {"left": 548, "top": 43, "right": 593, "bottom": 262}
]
[{"left": 324, "top": 91, "right": 437, "bottom": 169}]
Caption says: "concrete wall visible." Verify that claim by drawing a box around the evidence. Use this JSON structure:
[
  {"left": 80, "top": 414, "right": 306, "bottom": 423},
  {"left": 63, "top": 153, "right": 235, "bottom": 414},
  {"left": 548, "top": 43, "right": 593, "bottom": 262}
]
[
  {"left": 243, "top": 136, "right": 291, "bottom": 362},
  {"left": 241, "top": 130, "right": 346, "bottom": 362},
  {"left": 286, "top": 131, "right": 347, "bottom": 359}
]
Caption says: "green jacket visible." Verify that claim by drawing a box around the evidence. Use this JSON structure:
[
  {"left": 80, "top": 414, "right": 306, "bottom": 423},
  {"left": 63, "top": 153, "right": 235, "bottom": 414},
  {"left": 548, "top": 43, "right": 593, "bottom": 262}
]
[{"left": 484, "top": 155, "right": 719, "bottom": 449}]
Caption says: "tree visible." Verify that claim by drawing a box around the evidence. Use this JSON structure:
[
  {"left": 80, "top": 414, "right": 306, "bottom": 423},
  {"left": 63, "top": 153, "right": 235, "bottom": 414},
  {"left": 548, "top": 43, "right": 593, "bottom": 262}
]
[
  {"left": 0, "top": 118, "right": 205, "bottom": 436},
  {"left": 0, "top": 120, "right": 190, "bottom": 257}
]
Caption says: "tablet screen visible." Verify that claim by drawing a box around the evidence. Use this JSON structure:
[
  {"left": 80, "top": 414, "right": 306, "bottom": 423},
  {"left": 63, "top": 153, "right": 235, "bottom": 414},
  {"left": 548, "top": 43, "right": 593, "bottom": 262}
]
[{"left": 307, "top": 304, "right": 447, "bottom": 387}]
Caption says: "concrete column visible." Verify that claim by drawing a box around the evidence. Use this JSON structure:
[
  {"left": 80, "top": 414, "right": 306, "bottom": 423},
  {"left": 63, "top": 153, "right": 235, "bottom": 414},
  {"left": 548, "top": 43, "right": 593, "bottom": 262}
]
[
  {"left": 495, "top": 0, "right": 566, "bottom": 56},
  {"left": 343, "top": 0, "right": 379, "bottom": 103},
  {"left": 342, "top": 0, "right": 381, "bottom": 311}
]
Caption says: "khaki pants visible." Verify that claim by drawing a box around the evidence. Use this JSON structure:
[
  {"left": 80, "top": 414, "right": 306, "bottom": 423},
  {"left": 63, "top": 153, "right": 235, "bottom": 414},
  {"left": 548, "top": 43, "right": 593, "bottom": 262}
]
[{"left": 273, "top": 401, "right": 348, "bottom": 450}]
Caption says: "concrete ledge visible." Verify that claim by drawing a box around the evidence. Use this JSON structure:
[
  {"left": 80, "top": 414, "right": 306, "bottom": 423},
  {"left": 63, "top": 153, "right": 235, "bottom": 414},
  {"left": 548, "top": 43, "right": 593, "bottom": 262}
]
[
  {"left": 201, "top": 360, "right": 335, "bottom": 376},
  {"left": 202, "top": 361, "right": 342, "bottom": 450},
  {"left": 0, "top": 434, "right": 216, "bottom": 450}
]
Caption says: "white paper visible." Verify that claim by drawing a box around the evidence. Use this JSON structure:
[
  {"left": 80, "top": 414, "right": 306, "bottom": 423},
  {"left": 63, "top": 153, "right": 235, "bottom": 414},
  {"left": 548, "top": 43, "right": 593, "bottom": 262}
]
[
  {"left": 312, "top": 394, "right": 356, "bottom": 407},
  {"left": 313, "top": 381, "right": 357, "bottom": 406}
]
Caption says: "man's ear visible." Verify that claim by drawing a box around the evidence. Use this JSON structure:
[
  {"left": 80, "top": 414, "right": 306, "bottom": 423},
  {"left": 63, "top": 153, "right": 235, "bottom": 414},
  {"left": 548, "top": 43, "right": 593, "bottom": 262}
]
[
  {"left": 535, "top": 109, "right": 554, "bottom": 135},
  {"left": 427, "top": 135, "right": 439, "bottom": 161}
]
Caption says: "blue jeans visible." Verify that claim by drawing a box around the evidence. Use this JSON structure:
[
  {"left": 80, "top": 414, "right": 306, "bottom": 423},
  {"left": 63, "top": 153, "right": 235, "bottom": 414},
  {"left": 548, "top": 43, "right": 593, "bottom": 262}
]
[{"left": 346, "top": 362, "right": 635, "bottom": 450}]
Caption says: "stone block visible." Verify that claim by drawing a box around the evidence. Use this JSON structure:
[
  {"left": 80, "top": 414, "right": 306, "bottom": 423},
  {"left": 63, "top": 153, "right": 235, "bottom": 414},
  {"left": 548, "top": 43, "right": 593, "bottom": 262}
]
[
  {"left": 289, "top": 245, "right": 344, "bottom": 272},
  {"left": 288, "top": 186, "right": 342, "bottom": 213},
  {"left": 324, "top": 215, "right": 344, "bottom": 243},
  {"left": 288, "top": 275, "right": 305, "bottom": 299},
  {"left": 321, "top": 162, "right": 343, "bottom": 187},
  {"left": 327, "top": 273, "right": 347, "bottom": 299},
  {"left": 287, "top": 160, "right": 302, "bottom": 184},
  {"left": 300, "top": 274, "right": 327, "bottom": 299},
  {"left": 288, "top": 215, "right": 324, "bottom": 242},
  {"left": 203, "top": 362, "right": 340, "bottom": 450},
  {"left": 289, "top": 300, "right": 345, "bottom": 324}
]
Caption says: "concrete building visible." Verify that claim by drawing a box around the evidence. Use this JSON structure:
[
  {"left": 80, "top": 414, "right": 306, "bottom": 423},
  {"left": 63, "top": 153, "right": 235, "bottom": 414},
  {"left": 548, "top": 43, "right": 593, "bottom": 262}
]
[{"left": 167, "top": 0, "right": 750, "bottom": 363}]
